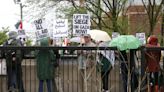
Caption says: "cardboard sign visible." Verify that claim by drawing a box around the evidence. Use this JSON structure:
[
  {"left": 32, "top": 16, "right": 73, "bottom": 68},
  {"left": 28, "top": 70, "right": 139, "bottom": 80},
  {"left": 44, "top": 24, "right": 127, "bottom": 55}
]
[
  {"left": 53, "top": 19, "right": 68, "bottom": 38},
  {"left": 34, "top": 19, "right": 49, "bottom": 40},
  {"left": 73, "top": 14, "right": 90, "bottom": 36},
  {"left": 18, "top": 29, "right": 25, "bottom": 35},
  {"left": 136, "top": 32, "right": 146, "bottom": 45},
  {"left": 35, "top": 29, "right": 49, "bottom": 40}
]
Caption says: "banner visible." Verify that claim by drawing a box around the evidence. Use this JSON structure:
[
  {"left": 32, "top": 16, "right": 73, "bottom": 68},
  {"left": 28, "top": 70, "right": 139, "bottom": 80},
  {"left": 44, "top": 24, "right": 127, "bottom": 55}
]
[
  {"left": 73, "top": 14, "right": 90, "bottom": 36},
  {"left": 33, "top": 19, "right": 49, "bottom": 40},
  {"left": 53, "top": 19, "right": 68, "bottom": 38}
]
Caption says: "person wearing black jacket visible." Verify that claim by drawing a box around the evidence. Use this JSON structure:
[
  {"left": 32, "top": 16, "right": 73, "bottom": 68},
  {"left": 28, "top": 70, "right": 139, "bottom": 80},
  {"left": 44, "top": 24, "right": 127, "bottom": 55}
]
[
  {"left": 49, "top": 39, "right": 60, "bottom": 92},
  {"left": 3, "top": 31, "right": 24, "bottom": 92},
  {"left": 119, "top": 50, "right": 128, "bottom": 92}
]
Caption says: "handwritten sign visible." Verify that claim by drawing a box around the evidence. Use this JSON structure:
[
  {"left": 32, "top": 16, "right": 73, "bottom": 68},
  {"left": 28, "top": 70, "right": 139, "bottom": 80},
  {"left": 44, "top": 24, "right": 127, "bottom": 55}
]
[
  {"left": 18, "top": 29, "right": 25, "bottom": 35},
  {"left": 53, "top": 19, "right": 68, "bottom": 38},
  {"left": 34, "top": 19, "right": 49, "bottom": 40},
  {"left": 73, "top": 14, "right": 90, "bottom": 36},
  {"left": 136, "top": 32, "right": 146, "bottom": 45}
]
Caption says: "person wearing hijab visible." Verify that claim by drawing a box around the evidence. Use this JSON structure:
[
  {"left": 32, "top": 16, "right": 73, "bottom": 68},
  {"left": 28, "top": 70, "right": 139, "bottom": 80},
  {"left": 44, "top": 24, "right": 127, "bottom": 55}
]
[{"left": 145, "top": 35, "right": 161, "bottom": 92}]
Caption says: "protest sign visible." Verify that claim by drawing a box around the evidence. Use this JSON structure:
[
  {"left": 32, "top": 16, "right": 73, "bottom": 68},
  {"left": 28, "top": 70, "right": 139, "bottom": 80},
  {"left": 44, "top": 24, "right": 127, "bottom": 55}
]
[
  {"left": 73, "top": 14, "right": 90, "bottom": 36},
  {"left": 18, "top": 29, "right": 25, "bottom": 35},
  {"left": 53, "top": 19, "right": 68, "bottom": 38},
  {"left": 33, "top": 19, "right": 49, "bottom": 40},
  {"left": 136, "top": 32, "right": 146, "bottom": 45}
]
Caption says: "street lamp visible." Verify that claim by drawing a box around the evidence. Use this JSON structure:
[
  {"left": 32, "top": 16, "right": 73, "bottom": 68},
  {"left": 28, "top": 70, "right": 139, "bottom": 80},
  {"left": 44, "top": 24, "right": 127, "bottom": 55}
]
[{"left": 14, "top": 0, "right": 23, "bottom": 29}]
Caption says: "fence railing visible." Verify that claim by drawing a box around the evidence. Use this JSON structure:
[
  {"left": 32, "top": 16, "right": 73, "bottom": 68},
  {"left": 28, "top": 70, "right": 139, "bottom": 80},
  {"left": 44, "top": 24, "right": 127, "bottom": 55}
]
[{"left": 0, "top": 46, "right": 163, "bottom": 92}]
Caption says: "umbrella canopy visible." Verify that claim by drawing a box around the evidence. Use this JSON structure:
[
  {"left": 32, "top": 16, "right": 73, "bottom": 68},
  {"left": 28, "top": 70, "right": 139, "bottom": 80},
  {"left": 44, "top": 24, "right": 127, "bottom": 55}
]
[
  {"left": 88, "top": 29, "right": 111, "bottom": 42},
  {"left": 109, "top": 35, "right": 141, "bottom": 51},
  {"left": 70, "top": 36, "right": 82, "bottom": 43}
]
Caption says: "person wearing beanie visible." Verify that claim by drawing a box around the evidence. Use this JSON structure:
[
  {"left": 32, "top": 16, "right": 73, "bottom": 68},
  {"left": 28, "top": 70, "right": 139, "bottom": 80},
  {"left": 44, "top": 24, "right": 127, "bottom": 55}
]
[
  {"left": 8, "top": 31, "right": 18, "bottom": 39},
  {"left": 145, "top": 35, "right": 161, "bottom": 92},
  {"left": 77, "top": 34, "right": 96, "bottom": 92},
  {"left": 3, "top": 31, "right": 24, "bottom": 92}
]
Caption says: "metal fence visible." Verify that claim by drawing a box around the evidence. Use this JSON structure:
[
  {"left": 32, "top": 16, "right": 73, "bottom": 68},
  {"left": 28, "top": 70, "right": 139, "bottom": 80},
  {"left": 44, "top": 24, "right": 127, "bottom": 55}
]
[{"left": 0, "top": 46, "right": 163, "bottom": 92}]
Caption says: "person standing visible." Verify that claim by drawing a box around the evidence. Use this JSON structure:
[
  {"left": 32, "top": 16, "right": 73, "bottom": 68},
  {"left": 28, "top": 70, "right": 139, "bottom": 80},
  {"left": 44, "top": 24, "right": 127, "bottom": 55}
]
[
  {"left": 145, "top": 35, "right": 161, "bottom": 92},
  {"left": 97, "top": 41, "right": 115, "bottom": 92},
  {"left": 49, "top": 38, "right": 59, "bottom": 92},
  {"left": 35, "top": 38, "right": 56, "bottom": 92},
  {"left": 77, "top": 34, "right": 96, "bottom": 92},
  {"left": 3, "top": 31, "right": 24, "bottom": 92},
  {"left": 98, "top": 53, "right": 113, "bottom": 92},
  {"left": 119, "top": 50, "right": 128, "bottom": 92}
]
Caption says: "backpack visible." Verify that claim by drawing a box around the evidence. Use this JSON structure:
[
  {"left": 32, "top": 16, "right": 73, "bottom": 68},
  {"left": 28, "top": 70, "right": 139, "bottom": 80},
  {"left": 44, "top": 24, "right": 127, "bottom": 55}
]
[{"left": 3, "top": 39, "right": 23, "bottom": 65}]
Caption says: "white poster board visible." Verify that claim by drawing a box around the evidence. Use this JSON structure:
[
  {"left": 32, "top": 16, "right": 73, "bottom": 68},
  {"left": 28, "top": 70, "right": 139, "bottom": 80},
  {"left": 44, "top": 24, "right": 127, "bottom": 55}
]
[
  {"left": 18, "top": 29, "right": 25, "bottom": 35},
  {"left": 33, "top": 19, "right": 49, "bottom": 40},
  {"left": 73, "top": 14, "right": 90, "bottom": 36},
  {"left": 17, "top": 29, "right": 26, "bottom": 46},
  {"left": 53, "top": 19, "right": 68, "bottom": 38},
  {"left": 136, "top": 32, "right": 146, "bottom": 45}
]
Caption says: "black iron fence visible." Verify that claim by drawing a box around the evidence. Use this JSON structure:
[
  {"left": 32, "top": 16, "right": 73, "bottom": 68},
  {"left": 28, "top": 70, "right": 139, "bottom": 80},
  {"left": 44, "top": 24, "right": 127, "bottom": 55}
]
[{"left": 0, "top": 46, "right": 163, "bottom": 92}]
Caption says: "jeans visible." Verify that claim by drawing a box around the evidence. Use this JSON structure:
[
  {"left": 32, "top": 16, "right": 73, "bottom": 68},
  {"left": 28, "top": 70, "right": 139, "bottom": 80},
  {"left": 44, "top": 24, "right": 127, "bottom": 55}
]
[
  {"left": 149, "top": 72, "right": 159, "bottom": 92},
  {"left": 7, "top": 64, "right": 24, "bottom": 92},
  {"left": 101, "top": 70, "right": 110, "bottom": 91},
  {"left": 121, "top": 63, "right": 128, "bottom": 92},
  {"left": 39, "top": 79, "right": 53, "bottom": 92}
]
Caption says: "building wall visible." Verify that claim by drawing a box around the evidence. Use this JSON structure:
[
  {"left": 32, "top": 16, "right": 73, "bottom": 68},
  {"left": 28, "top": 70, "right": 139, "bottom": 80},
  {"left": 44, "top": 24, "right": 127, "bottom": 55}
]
[{"left": 127, "top": 5, "right": 162, "bottom": 36}]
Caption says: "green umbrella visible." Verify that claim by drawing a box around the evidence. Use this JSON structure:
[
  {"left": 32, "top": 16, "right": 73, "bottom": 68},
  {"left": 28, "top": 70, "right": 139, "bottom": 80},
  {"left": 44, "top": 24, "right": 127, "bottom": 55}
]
[{"left": 109, "top": 35, "right": 141, "bottom": 51}]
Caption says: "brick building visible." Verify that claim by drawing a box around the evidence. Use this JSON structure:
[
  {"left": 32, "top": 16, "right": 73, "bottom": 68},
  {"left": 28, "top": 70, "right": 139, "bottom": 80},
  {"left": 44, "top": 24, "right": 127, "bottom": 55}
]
[{"left": 127, "top": 5, "right": 162, "bottom": 36}]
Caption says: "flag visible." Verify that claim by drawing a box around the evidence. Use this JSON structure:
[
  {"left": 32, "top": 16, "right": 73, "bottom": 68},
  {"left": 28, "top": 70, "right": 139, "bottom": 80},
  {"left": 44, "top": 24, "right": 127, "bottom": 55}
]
[
  {"left": 15, "top": 21, "right": 23, "bottom": 30},
  {"left": 19, "top": 21, "right": 23, "bottom": 29}
]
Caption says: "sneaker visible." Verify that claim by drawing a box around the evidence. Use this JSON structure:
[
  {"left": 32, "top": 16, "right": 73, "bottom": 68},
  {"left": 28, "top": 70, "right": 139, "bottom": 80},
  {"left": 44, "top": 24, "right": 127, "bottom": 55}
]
[
  {"left": 104, "top": 90, "right": 109, "bottom": 92},
  {"left": 8, "top": 87, "right": 17, "bottom": 92}
]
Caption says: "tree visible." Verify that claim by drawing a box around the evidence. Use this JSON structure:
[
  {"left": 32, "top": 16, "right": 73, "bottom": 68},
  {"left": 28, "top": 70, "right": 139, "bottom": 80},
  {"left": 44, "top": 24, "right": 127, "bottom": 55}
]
[
  {"left": 142, "top": 0, "right": 164, "bottom": 35},
  {"left": 71, "top": 0, "right": 128, "bottom": 34},
  {"left": 24, "top": 0, "right": 75, "bottom": 39},
  {"left": 55, "top": 3, "right": 87, "bottom": 37},
  {"left": 24, "top": 0, "right": 58, "bottom": 21},
  {"left": 26, "top": 39, "right": 32, "bottom": 46},
  {"left": 0, "top": 27, "right": 9, "bottom": 45}
]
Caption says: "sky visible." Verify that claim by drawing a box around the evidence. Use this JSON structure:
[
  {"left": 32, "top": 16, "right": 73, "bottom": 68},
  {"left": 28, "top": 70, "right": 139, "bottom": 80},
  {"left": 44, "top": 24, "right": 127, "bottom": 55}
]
[{"left": 0, "top": 0, "right": 20, "bottom": 30}]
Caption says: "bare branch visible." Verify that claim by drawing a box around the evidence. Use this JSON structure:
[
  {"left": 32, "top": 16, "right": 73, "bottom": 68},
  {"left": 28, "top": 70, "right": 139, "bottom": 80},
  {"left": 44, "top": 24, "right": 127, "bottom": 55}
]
[{"left": 142, "top": 0, "right": 163, "bottom": 35}]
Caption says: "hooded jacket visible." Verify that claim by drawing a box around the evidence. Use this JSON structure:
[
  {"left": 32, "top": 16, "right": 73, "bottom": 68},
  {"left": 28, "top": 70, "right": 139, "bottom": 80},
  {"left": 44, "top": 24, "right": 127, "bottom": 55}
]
[
  {"left": 3, "top": 38, "right": 23, "bottom": 66},
  {"left": 145, "top": 36, "right": 161, "bottom": 72},
  {"left": 35, "top": 38, "right": 56, "bottom": 80}
]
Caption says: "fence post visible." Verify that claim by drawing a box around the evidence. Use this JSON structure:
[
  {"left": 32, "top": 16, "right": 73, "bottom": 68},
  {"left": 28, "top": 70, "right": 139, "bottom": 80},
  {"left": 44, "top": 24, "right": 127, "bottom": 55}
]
[
  {"left": 141, "top": 46, "right": 146, "bottom": 79},
  {"left": 140, "top": 46, "right": 146, "bottom": 92},
  {"left": 130, "top": 49, "right": 138, "bottom": 92}
]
